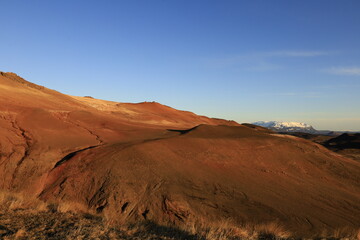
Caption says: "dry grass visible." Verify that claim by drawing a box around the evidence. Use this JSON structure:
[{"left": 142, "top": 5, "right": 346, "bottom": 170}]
[
  {"left": 181, "top": 219, "right": 291, "bottom": 240},
  {"left": 0, "top": 209, "right": 359, "bottom": 240},
  {"left": 1, "top": 191, "right": 359, "bottom": 239},
  {"left": 315, "top": 227, "right": 360, "bottom": 240},
  {"left": 57, "top": 200, "right": 89, "bottom": 213},
  {"left": 0, "top": 190, "right": 47, "bottom": 212}
]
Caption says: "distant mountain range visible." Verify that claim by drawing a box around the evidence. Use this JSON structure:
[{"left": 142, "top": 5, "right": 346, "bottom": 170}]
[
  {"left": 252, "top": 121, "right": 317, "bottom": 133},
  {"left": 252, "top": 121, "right": 359, "bottom": 135}
]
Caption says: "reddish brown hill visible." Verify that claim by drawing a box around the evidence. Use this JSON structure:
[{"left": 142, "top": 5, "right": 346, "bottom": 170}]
[
  {"left": 280, "top": 132, "right": 360, "bottom": 162},
  {"left": 324, "top": 133, "right": 360, "bottom": 150},
  {"left": 0, "top": 71, "right": 236, "bottom": 190},
  {"left": 1, "top": 72, "right": 360, "bottom": 237}
]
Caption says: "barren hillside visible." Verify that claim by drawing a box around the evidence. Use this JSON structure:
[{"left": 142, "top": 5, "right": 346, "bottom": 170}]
[{"left": 1, "top": 72, "right": 360, "bottom": 238}]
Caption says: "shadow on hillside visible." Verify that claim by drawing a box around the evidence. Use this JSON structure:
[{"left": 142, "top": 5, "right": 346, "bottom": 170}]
[
  {"left": 167, "top": 126, "right": 198, "bottom": 135},
  {"left": 131, "top": 221, "right": 202, "bottom": 240}
]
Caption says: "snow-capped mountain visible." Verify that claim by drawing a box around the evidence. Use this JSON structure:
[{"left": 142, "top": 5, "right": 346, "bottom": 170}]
[{"left": 252, "top": 121, "right": 317, "bottom": 133}]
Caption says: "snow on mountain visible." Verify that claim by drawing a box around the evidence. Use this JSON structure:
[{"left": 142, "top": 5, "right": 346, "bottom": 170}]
[{"left": 252, "top": 121, "right": 316, "bottom": 133}]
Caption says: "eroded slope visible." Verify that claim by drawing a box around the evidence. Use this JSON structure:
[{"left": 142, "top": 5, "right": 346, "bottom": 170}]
[{"left": 1, "top": 72, "right": 360, "bottom": 237}]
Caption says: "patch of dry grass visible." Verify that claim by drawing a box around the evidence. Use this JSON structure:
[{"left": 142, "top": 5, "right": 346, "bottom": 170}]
[
  {"left": 0, "top": 190, "right": 47, "bottom": 212},
  {"left": 1, "top": 209, "right": 359, "bottom": 240},
  {"left": 315, "top": 227, "right": 360, "bottom": 240},
  {"left": 1, "top": 191, "right": 359, "bottom": 239},
  {"left": 182, "top": 219, "right": 291, "bottom": 240}
]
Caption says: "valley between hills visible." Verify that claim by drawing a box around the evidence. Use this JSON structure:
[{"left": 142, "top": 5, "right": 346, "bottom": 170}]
[{"left": 0, "top": 71, "right": 360, "bottom": 239}]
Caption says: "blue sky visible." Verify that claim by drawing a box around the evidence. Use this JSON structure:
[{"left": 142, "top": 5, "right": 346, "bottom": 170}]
[{"left": 1, "top": 0, "right": 359, "bottom": 130}]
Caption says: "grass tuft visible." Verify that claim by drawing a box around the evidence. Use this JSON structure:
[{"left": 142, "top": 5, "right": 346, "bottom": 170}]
[{"left": 1, "top": 191, "right": 359, "bottom": 239}]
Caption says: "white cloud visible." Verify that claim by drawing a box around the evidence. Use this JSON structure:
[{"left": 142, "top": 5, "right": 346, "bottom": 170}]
[
  {"left": 325, "top": 67, "right": 360, "bottom": 76},
  {"left": 257, "top": 91, "right": 322, "bottom": 98},
  {"left": 276, "top": 92, "right": 322, "bottom": 98},
  {"left": 264, "top": 50, "right": 329, "bottom": 57},
  {"left": 206, "top": 50, "right": 331, "bottom": 71}
]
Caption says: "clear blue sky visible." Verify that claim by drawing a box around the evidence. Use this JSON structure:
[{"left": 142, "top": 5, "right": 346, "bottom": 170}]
[{"left": 1, "top": 1, "right": 359, "bottom": 131}]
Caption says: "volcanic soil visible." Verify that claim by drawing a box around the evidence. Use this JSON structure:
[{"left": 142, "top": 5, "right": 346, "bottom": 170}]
[{"left": 1, "top": 72, "right": 360, "bottom": 238}]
